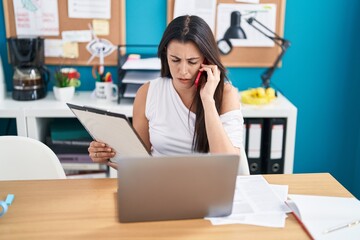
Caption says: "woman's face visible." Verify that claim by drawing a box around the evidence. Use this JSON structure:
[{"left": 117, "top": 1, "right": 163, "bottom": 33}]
[{"left": 166, "top": 40, "right": 205, "bottom": 89}]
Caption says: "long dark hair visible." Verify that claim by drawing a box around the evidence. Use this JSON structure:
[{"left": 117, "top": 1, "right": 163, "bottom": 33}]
[{"left": 157, "top": 15, "right": 227, "bottom": 153}]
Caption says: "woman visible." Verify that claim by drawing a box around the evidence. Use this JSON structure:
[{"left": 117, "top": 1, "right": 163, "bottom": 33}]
[{"left": 88, "top": 15, "right": 247, "bottom": 173}]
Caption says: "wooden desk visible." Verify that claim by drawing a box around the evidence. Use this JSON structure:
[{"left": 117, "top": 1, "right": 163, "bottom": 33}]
[{"left": 0, "top": 173, "right": 350, "bottom": 240}]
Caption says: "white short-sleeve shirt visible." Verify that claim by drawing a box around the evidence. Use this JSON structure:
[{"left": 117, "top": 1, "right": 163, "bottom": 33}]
[{"left": 145, "top": 77, "right": 244, "bottom": 156}]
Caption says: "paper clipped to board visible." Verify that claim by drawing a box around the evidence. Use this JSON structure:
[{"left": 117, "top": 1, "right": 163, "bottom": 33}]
[{"left": 67, "top": 104, "right": 150, "bottom": 163}]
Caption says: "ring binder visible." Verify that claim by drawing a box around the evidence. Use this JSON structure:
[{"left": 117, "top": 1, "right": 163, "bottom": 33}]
[
  {"left": 262, "top": 118, "right": 286, "bottom": 174},
  {"left": 245, "top": 118, "right": 263, "bottom": 175}
]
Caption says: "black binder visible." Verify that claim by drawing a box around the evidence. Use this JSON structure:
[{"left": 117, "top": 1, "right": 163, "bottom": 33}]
[
  {"left": 245, "top": 118, "right": 263, "bottom": 175},
  {"left": 262, "top": 118, "right": 286, "bottom": 174}
]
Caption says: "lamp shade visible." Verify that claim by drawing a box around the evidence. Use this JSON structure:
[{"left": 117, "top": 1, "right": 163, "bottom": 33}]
[{"left": 223, "top": 11, "right": 247, "bottom": 39}]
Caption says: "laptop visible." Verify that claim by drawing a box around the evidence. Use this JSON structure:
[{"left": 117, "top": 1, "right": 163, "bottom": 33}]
[{"left": 117, "top": 154, "right": 239, "bottom": 223}]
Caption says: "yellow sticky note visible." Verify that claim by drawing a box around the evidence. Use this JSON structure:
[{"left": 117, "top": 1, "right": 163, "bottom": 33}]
[
  {"left": 93, "top": 19, "right": 110, "bottom": 36},
  {"left": 62, "top": 42, "right": 79, "bottom": 58}
]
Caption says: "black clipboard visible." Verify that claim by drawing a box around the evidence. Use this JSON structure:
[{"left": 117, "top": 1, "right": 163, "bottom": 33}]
[{"left": 67, "top": 103, "right": 150, "bottom": 162}]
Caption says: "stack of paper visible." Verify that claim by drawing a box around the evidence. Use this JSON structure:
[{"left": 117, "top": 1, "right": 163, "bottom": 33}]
[
  {"left": 123, "top": 84, "right": 141, "bottom": 98},
  {"left": 206, "top": 175, "right": 291, "bottom": 227},
  {"left": 206, "top": 175, "right": 360, "bottom": 239},
  {"left": 121, "top": 57, "right": 161, "bottom": 70},
  {"left": 122, "top": 71, "right": 160, "bottom": 84}
]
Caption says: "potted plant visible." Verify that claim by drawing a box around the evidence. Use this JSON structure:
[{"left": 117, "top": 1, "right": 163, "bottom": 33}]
[{"left": 53, "top": 68, "right": 81, "bottom": 101}]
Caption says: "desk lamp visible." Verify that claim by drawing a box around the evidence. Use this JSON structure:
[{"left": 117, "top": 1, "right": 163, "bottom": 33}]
[
  {"left": 246, "top": 17, "right": 291, "bottom": 88},
  {"left": 217, "top": 11, "right": 247, "bottom": 55},
  {"left": 224, "top": 11, "right": 247, "bottom": 40}
]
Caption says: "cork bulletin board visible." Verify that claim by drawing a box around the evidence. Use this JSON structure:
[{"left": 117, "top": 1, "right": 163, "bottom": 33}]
[
  {"left": 3, "top": 0, "right": 126, "bottom": 66},
  {"left": 167, "top": 0, "right": 286, "bottom": 67}
]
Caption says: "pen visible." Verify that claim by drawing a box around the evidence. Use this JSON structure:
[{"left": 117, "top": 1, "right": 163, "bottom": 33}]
[{"left": 323, "top": 219, "right": 360, "bottom": 234}]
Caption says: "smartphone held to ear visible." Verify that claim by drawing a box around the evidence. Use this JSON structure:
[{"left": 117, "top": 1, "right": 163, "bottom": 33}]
[
  {"left": 195, "top": 60, "right": 207, "bottom": 88},
  {"left": 195, "top": 71, "right": 202, "bottom": 88}
]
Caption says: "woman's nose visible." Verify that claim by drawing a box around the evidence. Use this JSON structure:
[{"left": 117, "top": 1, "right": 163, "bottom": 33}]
[{"left": 179, "top": 62, "right": 188, "bottom": 75}]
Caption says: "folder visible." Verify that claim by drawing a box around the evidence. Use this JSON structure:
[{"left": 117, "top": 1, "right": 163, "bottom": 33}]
[
  {"left": 242, "top": 118, "right": 250, "bottom": 174},
  {"left": 243, "top": 119, "right": 247, "bottom": 154},
  {"left": 246, "top": 118, "right": 263, "bottom": 175},
  {"left": 262, "top": 118, "right": 286, "bottom": 174},
  {"left": 287, "top": 194, "right": 360, "bottom": 240}
]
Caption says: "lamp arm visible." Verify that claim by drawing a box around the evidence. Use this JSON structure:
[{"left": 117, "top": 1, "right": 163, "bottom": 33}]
[
  {"left": 261, "top": 40, "right": 290, "bottom": 88},
  {"left": 246, "top": 17, "right": 291, "bottom": 88}
]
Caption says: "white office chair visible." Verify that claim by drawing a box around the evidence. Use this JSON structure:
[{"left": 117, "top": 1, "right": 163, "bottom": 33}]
[
  {"left": 0, "top": 136, "right": 66, "bottom": 180},
  {"left": 238, "top": 147, "right": 250, "bottom": 175}
]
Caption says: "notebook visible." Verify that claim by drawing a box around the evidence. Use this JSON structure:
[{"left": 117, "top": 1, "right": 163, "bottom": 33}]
[
  {"left": 117, "top": 154, "right": 239, "bottom": 223},
  {"left": 67, "top": 103, "right": 150, "bottom": 162}
]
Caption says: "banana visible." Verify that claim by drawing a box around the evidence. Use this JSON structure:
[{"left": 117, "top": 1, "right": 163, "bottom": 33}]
[{"left": 240, "top": 87, "right": 277, "bottom": 105}]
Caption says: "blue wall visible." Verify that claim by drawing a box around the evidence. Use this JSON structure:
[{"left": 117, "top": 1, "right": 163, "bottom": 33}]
[
  {"left": 345, "top": 1, "right": 360, "bottom": 197},
  {"left": 1, "top": 1, "right": 360, "bottom": 197}
]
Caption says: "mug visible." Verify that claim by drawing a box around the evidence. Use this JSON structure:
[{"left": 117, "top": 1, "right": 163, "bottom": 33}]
[{"left": 95, "top": 82, "right": 118, "bottom": 102}]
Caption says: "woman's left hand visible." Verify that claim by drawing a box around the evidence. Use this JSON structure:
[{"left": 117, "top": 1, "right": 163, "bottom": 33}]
[{"left": 199, "top": 63, "right": 221, "bottom": 102}]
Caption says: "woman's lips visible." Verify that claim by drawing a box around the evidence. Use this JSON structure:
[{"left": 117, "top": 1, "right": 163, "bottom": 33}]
[{"left": 178, "top": 78, "right": 192, "bottom": 83}]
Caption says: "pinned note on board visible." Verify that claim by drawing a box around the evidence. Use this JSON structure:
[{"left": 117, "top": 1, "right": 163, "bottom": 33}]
[
  {"left": 93, "top": 19, "right": 110, "bottom": 36},
  {"left": 62, "top": 30, "right": 92, "bottom": 42},
  {"left": 45, "top": 39, "right": 63, "bottom": 57},
  {"left": 3, "top": 0, "right": 125, "bottom": 66},
  {"left": 63, "top": 42, "right": 79, "bottom": 58}
]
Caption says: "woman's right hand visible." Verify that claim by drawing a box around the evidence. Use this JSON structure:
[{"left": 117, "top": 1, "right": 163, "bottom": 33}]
[{"left": 88, "top": 141, "right": 117, "bottom": 168}]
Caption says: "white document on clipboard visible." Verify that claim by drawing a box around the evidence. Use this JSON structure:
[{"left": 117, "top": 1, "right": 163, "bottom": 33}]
[{"left": 67, "top": 103, "right": 150, "bottom": 162}]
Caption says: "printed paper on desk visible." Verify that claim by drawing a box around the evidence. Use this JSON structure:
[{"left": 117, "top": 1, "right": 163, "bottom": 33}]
[
  {"left": 234, "top": 176, "right": 290, "bottom": 213},
  {"left": 288, "top": 194, "right": 360, "bottom": 240},
  {"left": 206, "top": 175, "right": 290, "bottom": 228}
]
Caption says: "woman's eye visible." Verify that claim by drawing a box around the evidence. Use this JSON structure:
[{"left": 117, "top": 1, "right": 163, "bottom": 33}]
[
  {"left": 189, "top": 61, "right": 197, "bottom": 65},
  {"left": 171, "top": 59, "right": 180, "bottom": 63}
]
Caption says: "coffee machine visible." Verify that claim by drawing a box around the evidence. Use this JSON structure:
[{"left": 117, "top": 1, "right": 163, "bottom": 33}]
[{"left": 7, "top": 37, "right": 49, "bottom": 101}]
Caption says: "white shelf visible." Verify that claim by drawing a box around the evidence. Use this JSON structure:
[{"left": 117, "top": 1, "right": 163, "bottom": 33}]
[
  {"left": 241, "top": 93, "right": 297, "bottom": 174},
  {"left": 0, "top": 93, "right": 27, "bottom": 136},
  {"left": 24, "top": 91, "right": 134, "bottom": 117},
  {"left": 1, "top": 91, "right": 297, "bottom": 175},
  {"left": 241, "top": 93, "right": 297, "bottom": 118}
]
